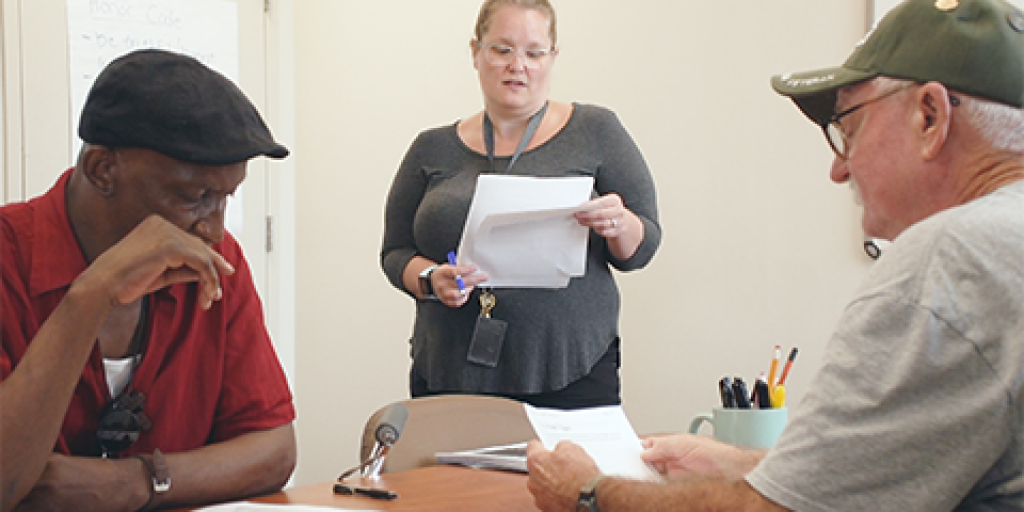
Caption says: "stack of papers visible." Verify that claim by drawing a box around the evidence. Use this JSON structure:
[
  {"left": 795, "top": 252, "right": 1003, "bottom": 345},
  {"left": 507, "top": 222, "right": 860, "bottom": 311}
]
[
  {"left": 434, "top": 404, "right": 661, "bottom": 482},
  {"left": 525, "top": 405, "right": 662, "bottom": 481},
  {"left": 435, "top": 441, "right": 528, "bottom": 473},
  {"left": 457, "top": 175, "right": 597, "bottom": 288}
]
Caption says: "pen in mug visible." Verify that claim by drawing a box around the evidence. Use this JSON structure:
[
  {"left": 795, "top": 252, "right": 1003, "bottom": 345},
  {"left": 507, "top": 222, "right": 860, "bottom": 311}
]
[
  {"left": 777, "top": 347, "right": 799, "bottom": 387},
  {"left": 732, "top": 378, "right": 752, "bottom": 409},
  {"left": 719, "top": 376, "right": 738, "bottom": 408},
  {"left": 771, "top": 385, "right": 786, "bottom": 408},
  {"left": 447, "top": 251, "right": 465, "bottom": 293},
  {"left": 753, "top": 373, "right": 773, "bottom": 409}
]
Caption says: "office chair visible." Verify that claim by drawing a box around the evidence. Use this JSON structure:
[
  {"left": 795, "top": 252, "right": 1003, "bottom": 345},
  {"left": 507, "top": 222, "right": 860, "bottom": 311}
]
[{"left": 358, "top": 394, "right": 536, "bottom": 474}]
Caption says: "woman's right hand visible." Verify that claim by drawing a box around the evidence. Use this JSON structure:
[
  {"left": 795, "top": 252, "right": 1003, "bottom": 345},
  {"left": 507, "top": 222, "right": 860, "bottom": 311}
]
[{"left": 435, "top": 262, "right": 488, "bottom": 308}]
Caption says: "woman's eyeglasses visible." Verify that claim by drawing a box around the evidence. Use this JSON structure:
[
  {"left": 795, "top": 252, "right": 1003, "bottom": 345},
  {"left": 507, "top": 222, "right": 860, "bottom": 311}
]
[{"left": 476, "top": 42, "right": 555, "bottom": 69}]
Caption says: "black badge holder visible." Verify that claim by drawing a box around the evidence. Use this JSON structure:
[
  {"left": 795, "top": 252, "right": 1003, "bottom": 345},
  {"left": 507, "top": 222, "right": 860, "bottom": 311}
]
[{"left": 467, "top": 290, "right": 506, "bottom": 367}]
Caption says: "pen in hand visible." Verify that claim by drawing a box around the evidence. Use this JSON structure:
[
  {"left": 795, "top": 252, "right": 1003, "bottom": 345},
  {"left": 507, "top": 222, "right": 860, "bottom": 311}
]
[{"left": 447, "top": 251, "right": 465, "bottom": 293}]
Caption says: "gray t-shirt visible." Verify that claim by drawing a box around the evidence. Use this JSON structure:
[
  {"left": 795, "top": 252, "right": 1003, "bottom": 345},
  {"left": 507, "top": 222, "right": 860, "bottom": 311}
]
[
  {"left": 381, "top": 104, "right": 661, "bottom": 394},
  {"left": 747, "top": 181, "right": 1024, "bottom": 511}
]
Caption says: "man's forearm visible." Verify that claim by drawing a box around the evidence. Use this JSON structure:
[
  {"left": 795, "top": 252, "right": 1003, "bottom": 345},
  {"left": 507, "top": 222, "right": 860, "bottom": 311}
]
[
  {"left": 596, "top": 478, "right": 787, "bottom": 512},
  {"left": 154, "top": 424, "right": 297, "bottom": 509},
  {"left": 2, "top": 283, "right": 112, "bottom": 512}
]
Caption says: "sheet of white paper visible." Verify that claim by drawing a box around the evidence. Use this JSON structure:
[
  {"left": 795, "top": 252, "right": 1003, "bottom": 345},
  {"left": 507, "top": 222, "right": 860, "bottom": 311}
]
[
  {"left": 524, "top": 404, "right": 662, "bottom": 481},
  {"left": 458, "top": 175, "right": 595, "bottom": 288},
  {"left": 194, "top": 501, "right": 377, "bottom": 512}
]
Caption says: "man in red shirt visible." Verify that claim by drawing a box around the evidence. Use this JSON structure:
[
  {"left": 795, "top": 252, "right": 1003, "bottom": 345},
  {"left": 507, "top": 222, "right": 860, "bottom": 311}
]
[{"left": 1, "top": 49, "right": 296, "bottom": 511}]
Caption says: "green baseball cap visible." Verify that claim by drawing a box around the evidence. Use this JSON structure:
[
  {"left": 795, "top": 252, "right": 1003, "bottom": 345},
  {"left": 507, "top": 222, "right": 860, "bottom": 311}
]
[{"left": 771, "top": 0, "right": 1024, "bottom": 127}]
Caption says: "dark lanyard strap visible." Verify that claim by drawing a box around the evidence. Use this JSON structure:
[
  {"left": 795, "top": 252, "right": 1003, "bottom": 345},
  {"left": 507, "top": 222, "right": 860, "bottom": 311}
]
[
  {"left": 121, "top": 295, "right": 150, "bottom": 398},
  {"left": 483, "top": 101, "right": 549, "bottom": 174}
]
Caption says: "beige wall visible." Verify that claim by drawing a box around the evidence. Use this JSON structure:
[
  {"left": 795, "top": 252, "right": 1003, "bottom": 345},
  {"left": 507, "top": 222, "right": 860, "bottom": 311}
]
[{"left": 292, "top": 1, "right": 872, "bottom": 484}]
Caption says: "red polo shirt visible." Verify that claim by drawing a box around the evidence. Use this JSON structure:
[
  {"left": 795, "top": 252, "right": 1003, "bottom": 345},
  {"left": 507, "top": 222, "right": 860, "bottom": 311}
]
[{"left": 0, "top": 170, "right": 295, "bottom": 457}]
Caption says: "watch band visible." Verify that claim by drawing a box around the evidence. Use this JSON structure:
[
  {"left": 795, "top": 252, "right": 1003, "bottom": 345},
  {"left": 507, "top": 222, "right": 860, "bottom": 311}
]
[
  {"left": 577, "top": 474, "right": 605, "bottom": 512},
  {"left": 418, "top": 264, "right": 439, "bottom": 300},
  {"left": 135, "top": 449, "right": 171, "bottom": 511}
]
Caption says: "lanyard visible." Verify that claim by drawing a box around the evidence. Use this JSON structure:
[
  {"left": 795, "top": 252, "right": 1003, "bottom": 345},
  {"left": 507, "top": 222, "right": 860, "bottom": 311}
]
[{"left": 483, "top": 101, "right": 548, "bottom": 174}]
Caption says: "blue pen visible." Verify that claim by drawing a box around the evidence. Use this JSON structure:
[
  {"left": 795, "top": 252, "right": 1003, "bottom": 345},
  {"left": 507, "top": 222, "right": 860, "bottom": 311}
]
[{"left": 447, "top": 251, "right": 465, "bottom": 293}]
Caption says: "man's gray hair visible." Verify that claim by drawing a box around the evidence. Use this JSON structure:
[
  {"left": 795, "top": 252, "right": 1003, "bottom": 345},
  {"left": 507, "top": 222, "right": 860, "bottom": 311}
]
[{"left": 875, "top": 77, "right": 1024, "bottom": 153}]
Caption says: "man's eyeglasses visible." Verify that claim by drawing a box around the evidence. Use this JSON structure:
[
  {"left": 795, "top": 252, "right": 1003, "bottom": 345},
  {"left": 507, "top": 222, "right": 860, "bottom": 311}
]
[
  {"left": 97, "top": 390, "right": 152, "bottom": 458},
  {"left": 476, "top": 42, "right": 555, "bottom": 69},
  {"left": 822, "top": 84, "right": 960, "bottom": 160}
]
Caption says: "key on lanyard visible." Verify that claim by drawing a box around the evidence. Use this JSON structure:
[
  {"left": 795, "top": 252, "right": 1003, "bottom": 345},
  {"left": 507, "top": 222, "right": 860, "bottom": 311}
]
[{"left": 479, "top": 290, "right": 497, "bottom": 318}]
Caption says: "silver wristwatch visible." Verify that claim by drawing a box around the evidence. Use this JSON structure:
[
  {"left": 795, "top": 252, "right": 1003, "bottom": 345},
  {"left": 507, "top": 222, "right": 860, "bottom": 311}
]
[
  {"left": 577, "top": 475, "right": 604, "bottom": 512},
  {"left": 418, "top": 264, "right": 439, "bottom": 300}
]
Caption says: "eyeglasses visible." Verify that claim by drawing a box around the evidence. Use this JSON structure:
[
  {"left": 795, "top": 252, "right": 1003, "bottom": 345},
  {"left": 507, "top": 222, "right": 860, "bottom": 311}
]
[
  {"left": 476, "top": 42, "right": 555, "bottom": 69},
  {"left": 97, "top": 390, "right": 152, "bottom": 457},
  {"left": 823, "top": 84, "right": 961, "bottom": 160}
]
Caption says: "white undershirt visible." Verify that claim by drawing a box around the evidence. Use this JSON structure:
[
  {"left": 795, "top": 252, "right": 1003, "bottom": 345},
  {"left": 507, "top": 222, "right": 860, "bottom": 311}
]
[{"left": 103, "top": 356, "right": 136, "bottom": 398}]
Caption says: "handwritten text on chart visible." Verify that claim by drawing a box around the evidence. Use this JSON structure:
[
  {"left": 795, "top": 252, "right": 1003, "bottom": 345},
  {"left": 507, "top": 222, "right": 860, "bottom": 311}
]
[
  {"left": 70, "top": 0, "right": 236, "bottom": 80},
  {"left": 88, "top": 0, "right": 184, "bottom": 29}
]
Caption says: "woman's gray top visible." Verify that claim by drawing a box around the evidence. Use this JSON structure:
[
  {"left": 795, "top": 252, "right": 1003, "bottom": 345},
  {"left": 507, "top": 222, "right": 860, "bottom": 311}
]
[{"left": 381, "top": 103, "right": 661, "bottom": 394}]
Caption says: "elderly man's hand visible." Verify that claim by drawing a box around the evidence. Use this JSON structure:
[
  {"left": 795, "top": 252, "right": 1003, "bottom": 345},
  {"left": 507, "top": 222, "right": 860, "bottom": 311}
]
[
  {"left": 526, "top": 440, "right": 601, "bottom": 512},
  {"left": 83, "top": 214, "right": 235, "bottom": 310},
  {"left": 642, "top": 433, "right": 761, "bottom": 482}
]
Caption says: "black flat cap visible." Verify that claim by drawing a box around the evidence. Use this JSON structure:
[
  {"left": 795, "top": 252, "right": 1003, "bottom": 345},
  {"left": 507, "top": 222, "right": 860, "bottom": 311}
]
[{"left": 79, "top": 49, "right": 289, "bottom": 165}]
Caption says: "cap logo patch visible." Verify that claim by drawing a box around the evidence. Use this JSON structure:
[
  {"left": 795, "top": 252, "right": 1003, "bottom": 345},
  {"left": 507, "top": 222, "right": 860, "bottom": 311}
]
[
  {"left": 781, "top": 74, "right": 836, "bottom": 88},
  {"left": 935, "top": 0, "right": 958, "bottom": 11}
]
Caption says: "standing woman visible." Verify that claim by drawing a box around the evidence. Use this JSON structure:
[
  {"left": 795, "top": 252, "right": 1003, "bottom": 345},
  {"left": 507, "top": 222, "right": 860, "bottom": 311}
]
[{"left": 381, "top": 0, "right": 660, "bottom": 409}]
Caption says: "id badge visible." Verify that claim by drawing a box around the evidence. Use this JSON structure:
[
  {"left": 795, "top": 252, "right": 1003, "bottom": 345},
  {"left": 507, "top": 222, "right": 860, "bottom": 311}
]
[
  {"left": 467, "top": 316, "right": 507, "bottom": 368},
  {"left": 466, "top": 290, "right": 506, "bottom": 368}
]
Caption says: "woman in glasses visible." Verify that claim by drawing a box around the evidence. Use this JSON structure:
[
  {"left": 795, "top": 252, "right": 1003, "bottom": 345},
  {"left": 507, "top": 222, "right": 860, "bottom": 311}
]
[{"left": 381, "top": 0, "right": 661, "bottom": 410}]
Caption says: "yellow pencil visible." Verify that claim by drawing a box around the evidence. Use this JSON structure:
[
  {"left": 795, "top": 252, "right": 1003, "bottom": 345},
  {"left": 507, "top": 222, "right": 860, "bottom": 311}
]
[{"left": 768, "top": 345, "right": 781, "bottom": 389}]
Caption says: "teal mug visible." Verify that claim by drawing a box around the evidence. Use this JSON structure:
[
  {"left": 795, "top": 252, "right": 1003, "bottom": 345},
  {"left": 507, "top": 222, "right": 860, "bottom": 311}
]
[{"left": 688, "top": 408, "right": 787, "bottom": 450}]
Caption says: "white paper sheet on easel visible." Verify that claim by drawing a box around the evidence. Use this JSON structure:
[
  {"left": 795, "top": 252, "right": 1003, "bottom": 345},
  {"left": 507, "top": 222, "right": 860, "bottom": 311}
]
[
  {"left": 524, "top": 404, "right": 662, "bottom": 481},
  {"left": 457, "top": 175, "right": 595, "bottom": 288}
]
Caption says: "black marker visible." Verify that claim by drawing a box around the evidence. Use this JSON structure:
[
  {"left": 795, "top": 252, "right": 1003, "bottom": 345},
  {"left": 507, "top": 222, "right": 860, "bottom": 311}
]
[
  {"left": 333, "top": 483, "right": 399, "bottom": 500},
  {"left": 753, "top": 374, "right": 773, "bottom": 409},
  {"left": 732, "top": 377, "right": 752, "bottom": 409},
  {"left": 719, "top": 376, "right": 737, "bottom": 408}
]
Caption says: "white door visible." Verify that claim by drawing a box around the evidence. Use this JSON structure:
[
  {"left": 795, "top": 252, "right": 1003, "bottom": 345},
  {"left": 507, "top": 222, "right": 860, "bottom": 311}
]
[{"left": 1, "top": 0, "right": 272, "bottom": 301}]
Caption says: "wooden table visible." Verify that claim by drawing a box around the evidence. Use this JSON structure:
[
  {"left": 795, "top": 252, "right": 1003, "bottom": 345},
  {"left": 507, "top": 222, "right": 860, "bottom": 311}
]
[{"left": 203, "top": 465, "right": 538, "bottom": 511}]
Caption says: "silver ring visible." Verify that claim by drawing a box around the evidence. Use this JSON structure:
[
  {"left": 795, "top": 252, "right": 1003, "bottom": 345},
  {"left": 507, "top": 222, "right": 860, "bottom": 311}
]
[{"left": 610, "top": 218, "right": 618, "bottom": 228}]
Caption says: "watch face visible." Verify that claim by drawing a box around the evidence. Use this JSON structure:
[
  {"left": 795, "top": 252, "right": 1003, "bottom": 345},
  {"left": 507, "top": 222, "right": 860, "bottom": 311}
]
[
  {"left": 576, "top": 497, "right": 597, "bottom": 512},
  {"left": 419, "top": 265, "right": 438, "bottom": 297}
]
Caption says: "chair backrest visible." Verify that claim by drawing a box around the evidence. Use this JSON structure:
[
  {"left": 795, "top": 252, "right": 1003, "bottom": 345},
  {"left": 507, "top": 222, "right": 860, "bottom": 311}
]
[{"left": 359, "top": 394, "right": 536, "bottom": 474}]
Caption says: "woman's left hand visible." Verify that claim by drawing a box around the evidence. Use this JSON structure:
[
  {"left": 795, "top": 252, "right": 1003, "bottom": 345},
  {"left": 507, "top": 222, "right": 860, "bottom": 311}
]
[{"left": 574, "top": 193, "right": 630, "bottom": 239}]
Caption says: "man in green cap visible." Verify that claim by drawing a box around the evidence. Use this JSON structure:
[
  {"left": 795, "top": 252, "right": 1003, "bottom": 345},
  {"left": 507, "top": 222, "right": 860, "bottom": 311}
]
[{"left": 525, "top": 0, "right": 1023, "bottom": 510}]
